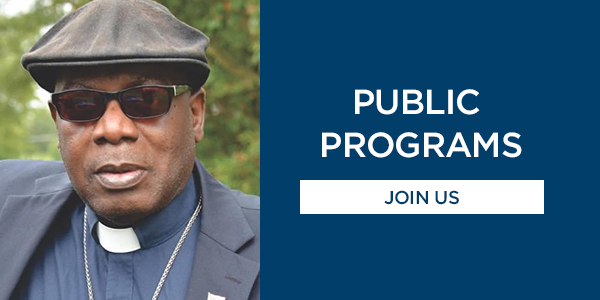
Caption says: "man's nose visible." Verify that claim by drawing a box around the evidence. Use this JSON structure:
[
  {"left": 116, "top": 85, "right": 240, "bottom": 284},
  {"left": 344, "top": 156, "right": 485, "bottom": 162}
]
[{"left": 92, "top": 99, "right": 139, "bottom": 144}]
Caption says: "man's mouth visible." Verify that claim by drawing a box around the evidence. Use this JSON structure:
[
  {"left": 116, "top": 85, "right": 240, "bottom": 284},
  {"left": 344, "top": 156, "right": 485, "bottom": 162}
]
[{"left": 94, "top": 164, "right": 147, "bottom": 190}]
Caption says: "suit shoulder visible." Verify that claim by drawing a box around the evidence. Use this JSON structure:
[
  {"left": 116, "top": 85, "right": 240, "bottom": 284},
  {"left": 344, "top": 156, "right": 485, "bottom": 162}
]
[
  {"left": 0, "top": 159, "right": 65, "bottom": 179},
  {"left": 229, "top": 189, "right": 259, "bottom": 231},
  {"left": 230, "top": 189, "right": 260, "bottom": 211},
  {"left": 228, "top": 189, "right": 260, "bottom": 261},
  {"left": 0, "top": 159, "right": 66, "bottom": 196},
  {"left": 230, "top": 190, "right": 259, "bottom": 235}
]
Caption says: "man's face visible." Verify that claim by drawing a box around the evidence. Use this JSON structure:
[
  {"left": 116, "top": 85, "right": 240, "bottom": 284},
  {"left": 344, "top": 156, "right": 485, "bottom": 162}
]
[{"left": 50, "top": 65, "right": 205, "bottom": 227}]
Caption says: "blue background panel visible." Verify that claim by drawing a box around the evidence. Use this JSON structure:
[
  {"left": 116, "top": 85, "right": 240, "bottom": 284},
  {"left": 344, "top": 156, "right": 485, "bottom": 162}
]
[{"left": 262, "top": 1, "right": 598, "bottom": 298}]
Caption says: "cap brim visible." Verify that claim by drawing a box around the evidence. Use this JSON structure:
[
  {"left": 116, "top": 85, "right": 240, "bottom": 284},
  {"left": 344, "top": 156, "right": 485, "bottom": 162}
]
[{"left": 27, "top": 58, "right": 210, "bottom": 93}]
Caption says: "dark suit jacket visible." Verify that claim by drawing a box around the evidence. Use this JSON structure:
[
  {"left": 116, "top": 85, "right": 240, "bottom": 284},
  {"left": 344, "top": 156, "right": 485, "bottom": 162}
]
[{"left": 0, "top": 159, "right": 260, "bottom": 300}]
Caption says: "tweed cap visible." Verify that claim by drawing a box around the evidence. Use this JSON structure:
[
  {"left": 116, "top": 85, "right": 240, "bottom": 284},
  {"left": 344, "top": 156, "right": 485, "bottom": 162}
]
[{"left": 21, "top": 0, "right": 210, "bottom": 92}]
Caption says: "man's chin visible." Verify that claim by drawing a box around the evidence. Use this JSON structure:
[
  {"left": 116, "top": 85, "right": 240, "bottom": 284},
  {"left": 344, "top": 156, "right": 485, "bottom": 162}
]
[{"left": 88, "top": 201, "right": 156, "bottom": 228}]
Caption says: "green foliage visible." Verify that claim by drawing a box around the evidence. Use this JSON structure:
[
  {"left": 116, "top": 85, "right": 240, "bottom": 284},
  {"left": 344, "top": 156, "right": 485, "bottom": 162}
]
[
  {"left": 162, "top": 0, "right": 260, "bottom": 195},
  {"left": 0, "top": 0, "right": 260, "bottom": 195},
  {"left": 0, "top": 3, "right": 64, "bottom": 159}
]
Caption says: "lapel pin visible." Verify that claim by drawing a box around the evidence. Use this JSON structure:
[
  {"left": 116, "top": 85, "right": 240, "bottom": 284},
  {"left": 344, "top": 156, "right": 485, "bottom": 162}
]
[{"left": 208, "top": 292, "right": 226, "bottom": 300}]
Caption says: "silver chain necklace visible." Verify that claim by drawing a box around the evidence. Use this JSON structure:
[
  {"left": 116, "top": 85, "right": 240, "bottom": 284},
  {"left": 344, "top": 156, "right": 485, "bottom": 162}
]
[{"left": 83, "top": 198, "right": 202, "bottom": 300}]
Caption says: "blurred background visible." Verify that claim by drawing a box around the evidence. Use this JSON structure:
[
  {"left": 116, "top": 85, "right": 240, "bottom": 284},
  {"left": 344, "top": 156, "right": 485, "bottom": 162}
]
[{"left": 0, "top": 0, "right": 260, "bottom": 195}]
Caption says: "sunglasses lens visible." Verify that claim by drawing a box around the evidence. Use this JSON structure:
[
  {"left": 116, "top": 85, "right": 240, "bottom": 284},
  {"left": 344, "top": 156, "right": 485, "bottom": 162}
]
[
  {"left": 54, "top": 91, "right": 105, "bottom": 121},
  {"left": 121, "top": 86, "right": 171, "bottom": 118}
]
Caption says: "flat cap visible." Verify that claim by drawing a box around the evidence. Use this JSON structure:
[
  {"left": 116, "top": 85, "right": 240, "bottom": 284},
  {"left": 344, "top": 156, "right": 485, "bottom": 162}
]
[{"left": 21, "top": 0, "right": 210, "bottom": 92}]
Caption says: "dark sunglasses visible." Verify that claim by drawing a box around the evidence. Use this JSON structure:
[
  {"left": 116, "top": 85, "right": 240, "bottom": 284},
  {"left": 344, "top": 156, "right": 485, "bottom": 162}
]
[{"left": 51, "top": 85, "right": 191, "bottom": 122}]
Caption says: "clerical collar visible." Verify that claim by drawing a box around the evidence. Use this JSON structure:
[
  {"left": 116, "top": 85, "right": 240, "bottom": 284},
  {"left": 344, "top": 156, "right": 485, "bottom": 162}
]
[{"left": 86, "top": 173, "right": 198, "bottom": 253}]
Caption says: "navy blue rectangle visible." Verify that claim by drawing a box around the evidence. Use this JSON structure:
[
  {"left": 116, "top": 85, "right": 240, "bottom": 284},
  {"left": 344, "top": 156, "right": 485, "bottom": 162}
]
[{"left": 262, "top": 1, "right": 599, "bottom": 298}]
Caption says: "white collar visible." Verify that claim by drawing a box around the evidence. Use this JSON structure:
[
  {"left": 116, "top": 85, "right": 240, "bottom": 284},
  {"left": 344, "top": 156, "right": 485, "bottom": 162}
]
[{"left": 95, "top": 222, "right": 141, "bottom": 253}]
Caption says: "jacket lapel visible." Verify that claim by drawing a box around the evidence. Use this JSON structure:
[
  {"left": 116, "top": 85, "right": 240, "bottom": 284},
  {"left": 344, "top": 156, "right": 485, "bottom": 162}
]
[
  {"left": 186, "top": 234, "right": 260, "bottom": 300},
  {"left": 186, "top": 161, "right": 259, "bottom": 300},
  {"left": 0, "top": 172, "right": 75, "bottom": 300}
]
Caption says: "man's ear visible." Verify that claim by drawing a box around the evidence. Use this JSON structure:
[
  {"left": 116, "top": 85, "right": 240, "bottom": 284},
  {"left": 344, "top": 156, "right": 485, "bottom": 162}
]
[
  {"left": 189, "top": 88, "right": 206, "bottom": 143},
  {"left": 48, "top": 101, "right": 61, "bottom": 150},
  {"left": 48, "top": 101, "right": 58, "bottom": 123}
]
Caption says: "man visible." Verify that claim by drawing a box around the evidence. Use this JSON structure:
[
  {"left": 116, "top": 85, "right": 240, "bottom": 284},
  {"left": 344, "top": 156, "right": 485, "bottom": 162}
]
[{"left": 0, "top": 0, "right": 260, "bottom": 299}]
